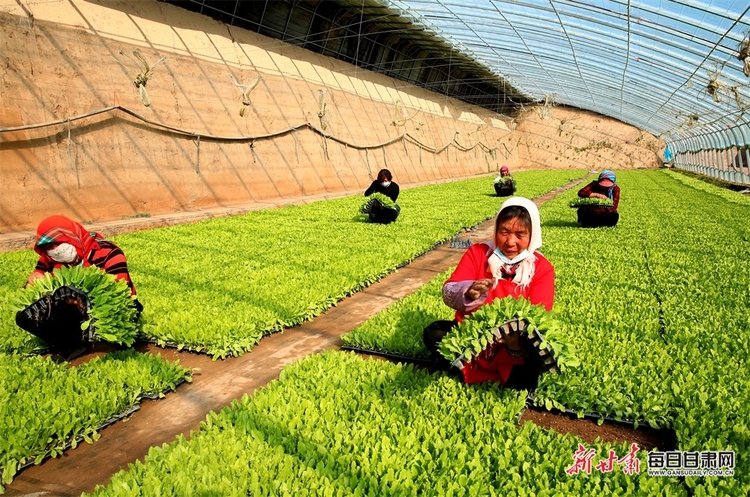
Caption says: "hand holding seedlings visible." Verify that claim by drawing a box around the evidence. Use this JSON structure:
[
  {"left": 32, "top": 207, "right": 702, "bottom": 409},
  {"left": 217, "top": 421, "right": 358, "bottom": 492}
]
[
  {"left": 491, "top": 318, "right": 536, "bottom": 360},
  {"left": 495, "top": 325, "right": 524, "bottom": 355},
  {"left": 466, "top": 278, "right": 494, "bottom": 300}
]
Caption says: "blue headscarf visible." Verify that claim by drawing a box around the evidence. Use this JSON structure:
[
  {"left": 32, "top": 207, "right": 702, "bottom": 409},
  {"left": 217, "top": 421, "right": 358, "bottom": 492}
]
[{"left": 598, "top": 170, "right": 617, "bottom": 200}]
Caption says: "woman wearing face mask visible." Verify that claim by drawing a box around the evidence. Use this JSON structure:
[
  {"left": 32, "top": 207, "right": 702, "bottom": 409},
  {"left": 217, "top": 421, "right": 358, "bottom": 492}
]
[
  {"left": 363, "top": 169, "right": 400, "bottom": 224},
  {"left": 22, "top": 215, "right": 141, "bottom": 359},
  {"left": 28, "top": 215, "right": 138, "bottom": 293},
  {"left": 423, "top": 197, "right": 555, "bottom": 388}
]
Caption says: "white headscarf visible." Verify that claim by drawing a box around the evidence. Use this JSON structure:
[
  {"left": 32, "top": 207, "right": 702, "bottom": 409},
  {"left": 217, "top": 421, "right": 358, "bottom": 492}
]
[{"left": 487, "top": 196, "right": 543, "bottom": 289}]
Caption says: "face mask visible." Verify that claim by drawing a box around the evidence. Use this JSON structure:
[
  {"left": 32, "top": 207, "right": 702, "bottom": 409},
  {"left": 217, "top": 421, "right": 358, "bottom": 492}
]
[
  {"left": 47, "top": 243, "right": 78, "bottom": 264},
  {"left": 381, "top": 181, "right": 391, "bottom": 188},
  {"left": 493, "top": 248, "right": 529, "bottom": 265}
]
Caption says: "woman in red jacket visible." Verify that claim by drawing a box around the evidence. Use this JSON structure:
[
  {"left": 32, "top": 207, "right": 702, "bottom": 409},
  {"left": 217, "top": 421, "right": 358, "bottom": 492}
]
[
  {"left": 20, "top": 215, "right": 141, "bottom": 361},
  {"left": 423, "top": 197, "right": 554, "bottom": 388},
  {"left": 27, "top": 215, "right": 138, "bottom": 295}
]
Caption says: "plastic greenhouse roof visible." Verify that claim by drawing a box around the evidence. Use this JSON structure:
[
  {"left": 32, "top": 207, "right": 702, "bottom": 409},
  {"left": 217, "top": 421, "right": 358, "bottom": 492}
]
[{"left": 383, "top": 0, "right": 750, "bottom": 148}]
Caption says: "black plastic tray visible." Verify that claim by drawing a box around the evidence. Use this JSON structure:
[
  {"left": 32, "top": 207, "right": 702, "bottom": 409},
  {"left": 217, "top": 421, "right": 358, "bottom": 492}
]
[
  {"left": 340, "top": 345, "right": 435, "bottom": 366},
  {"left": 524, "top": 391, "right": 677, "bottom": 449}
]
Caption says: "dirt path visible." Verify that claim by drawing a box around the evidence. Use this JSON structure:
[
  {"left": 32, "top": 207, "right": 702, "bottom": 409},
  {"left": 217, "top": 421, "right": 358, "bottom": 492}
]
[{"left": 6, "top": 178, "right": 595, "bottom": 496}]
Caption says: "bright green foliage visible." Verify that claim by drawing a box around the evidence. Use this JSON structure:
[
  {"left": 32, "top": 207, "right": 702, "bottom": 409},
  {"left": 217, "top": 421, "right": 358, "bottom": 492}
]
[
  {"left": 437, "top": 296, "right": 580, "bottom": 373},
  {"left": 0, "top": 350, "right": 189, "bottom": 489},
  {"left": 114, "top": 170, "right": 584, "bottom": 358},
  {"left": 16, "top": 266, "right": 140, "bottom": 347},
  {"left": 87, "top": 351, "right": 684, "bottom": 497},
  {"left": 0, "top": 251, "right": 42, "bottom": 354},
  {"left": 569, "top": 197, "right": 614, "bottom": 207},
  {"left": 360, "top": 192, "right": 396, "bottom": 212},
  {"left": 496, "top": 176, "right": 517, "bottom": 188},
  {"left": 666, "top": 170, "right": 750, "bottom": 207},
  {"left": 534, "top": 171, "right": 678, "bottom": 426},
  {"left": 341, "top": 268, "right": 455, "bottom": 357},
  {"left": 536, "top": 169, "right": 750, "bottom": 493},
  {"left": 0, "top": 171, "right": 580, "bottom": 492}
]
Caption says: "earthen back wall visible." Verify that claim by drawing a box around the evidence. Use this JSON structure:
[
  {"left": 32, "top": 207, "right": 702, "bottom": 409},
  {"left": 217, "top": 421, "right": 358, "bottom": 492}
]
[
  {"left": 0, "top": 0, "right": 507, "bottom": 233},
  {"left": 509, "top": 106, "right": 665, "bottom": 171},
  {"left": 0, "top": 0, "right": 661, "bottom": 235}
]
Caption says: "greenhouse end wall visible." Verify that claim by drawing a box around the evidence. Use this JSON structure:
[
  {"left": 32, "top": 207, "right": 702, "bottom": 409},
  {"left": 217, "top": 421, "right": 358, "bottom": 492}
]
[{"left": 0, "top": 0, "right": 663, "bottom": 234}]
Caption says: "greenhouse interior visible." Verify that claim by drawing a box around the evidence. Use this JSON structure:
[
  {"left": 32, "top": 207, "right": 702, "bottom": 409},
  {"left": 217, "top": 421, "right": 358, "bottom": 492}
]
[{"left": 1, "top": 0, "right": 749, "bottom": 495}]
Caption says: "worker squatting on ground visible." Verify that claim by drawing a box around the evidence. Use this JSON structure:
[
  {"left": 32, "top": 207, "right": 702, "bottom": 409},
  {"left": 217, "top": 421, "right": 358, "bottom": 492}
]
[
  {"left": 18, "top": 215, "right": 142, "bottom": 360},
  {"left": 422, "top": 197, "right": 555, "bottom": 390},
  {"left": 576, "top": 170, "right": 621, "bottom": 228},
  {"left": 363, "top": 169, "right": 401, "bottom": 224},
  {"left": 493, "top": 166, "right": 517, "bottom": 196}
]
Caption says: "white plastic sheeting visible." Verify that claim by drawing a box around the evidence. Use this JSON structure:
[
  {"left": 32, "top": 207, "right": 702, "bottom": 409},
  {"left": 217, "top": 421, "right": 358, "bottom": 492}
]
[{"left": 383, "top": 0, "right": 750, "bottom": 153}]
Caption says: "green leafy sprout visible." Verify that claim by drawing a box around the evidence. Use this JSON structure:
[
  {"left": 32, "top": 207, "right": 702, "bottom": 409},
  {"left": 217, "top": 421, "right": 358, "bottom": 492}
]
[
  {"left": 361, "top": 192, "right": 397, "bottom": 213},
  {"left": 569, "top": 197, "right": 614, "bottom": 208},
  {"left": 15, "top": 265, "right": 140, "bottom": 347},
  {"left": 437, "top": 296, "right": 580, "bottom": 373}
]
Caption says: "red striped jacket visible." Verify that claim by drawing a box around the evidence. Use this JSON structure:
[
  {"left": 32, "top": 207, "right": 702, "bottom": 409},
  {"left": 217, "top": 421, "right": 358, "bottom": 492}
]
[{"left": 34, "top": 239, "right": 137, "bottom": 295}]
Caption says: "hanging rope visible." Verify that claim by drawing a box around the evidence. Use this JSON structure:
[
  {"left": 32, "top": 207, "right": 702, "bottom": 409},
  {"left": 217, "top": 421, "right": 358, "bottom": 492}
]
[
  {"left": 111, "top": 50, "right": 167, "bottom": 108},
  {"left": 195, "top": 135, "right": 200, "bottom": 173},
  {"left": 66, "top": 118, "right": 79, "bottom": 189},
  {"left": 0, "top": 105, "right": 499, "bottom": 159}
]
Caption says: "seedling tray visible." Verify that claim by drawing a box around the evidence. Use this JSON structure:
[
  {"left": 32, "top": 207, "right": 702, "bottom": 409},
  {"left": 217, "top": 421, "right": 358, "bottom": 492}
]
[
  {"left": 450, "top": 318, "right": 560, "bottom": 375},
  {"left": 16, "top": 379, "right": 187, "bottom": 474},
  {"left": 449, "top": 238, "right": 473, "bottom": 249},
  {"left": 340, "top": 345, "right": 435, "bottom": 366}
]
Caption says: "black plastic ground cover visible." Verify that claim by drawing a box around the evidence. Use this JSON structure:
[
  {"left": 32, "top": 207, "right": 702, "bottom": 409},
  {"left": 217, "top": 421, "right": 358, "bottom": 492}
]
[
  {"left": 139, "top": 377, "right": 189, "bottom": 400},
  {"left": 524, "top": 392, "right": 677, "bottom": 450},
  {"left": 339, "top": 345, "right": 435, "bottom": 366},
  {"left": 15, "top": 380, "right": 187, "bottom": 474},
  {"left": 449, "top": 238, "right": 473, "bottom": 249}
]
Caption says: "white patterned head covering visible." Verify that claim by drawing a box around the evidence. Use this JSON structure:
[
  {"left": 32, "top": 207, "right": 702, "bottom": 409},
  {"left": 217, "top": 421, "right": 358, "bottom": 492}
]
[{"left": 487, "top": 197, "right": 542, "bottom": 289}]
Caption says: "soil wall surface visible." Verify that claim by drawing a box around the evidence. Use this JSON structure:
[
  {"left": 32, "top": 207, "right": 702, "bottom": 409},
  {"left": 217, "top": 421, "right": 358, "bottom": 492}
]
[{"left": 0, "top": 0, "right": 664, "bottom": 234}]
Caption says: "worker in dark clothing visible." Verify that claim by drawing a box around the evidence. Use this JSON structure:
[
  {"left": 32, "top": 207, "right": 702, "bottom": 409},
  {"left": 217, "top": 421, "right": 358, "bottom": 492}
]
[
  {"left": 363, "top": 169, "right": 401, "bottom": 224},
  {"left": 493, "top": 166, "right": 517, "bottom": 196},
  {"left": 576, "top": 170, "right": 620, "bottom": 228}
]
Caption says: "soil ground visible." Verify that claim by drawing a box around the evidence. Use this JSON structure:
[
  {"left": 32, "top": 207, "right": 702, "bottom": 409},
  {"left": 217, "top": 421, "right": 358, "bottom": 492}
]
[
  {"left": 5, "top": 175, "right": 673, "bottom": 496},
  {"left": 519, "top": 409, "right": 670, "bottom": 452}
]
